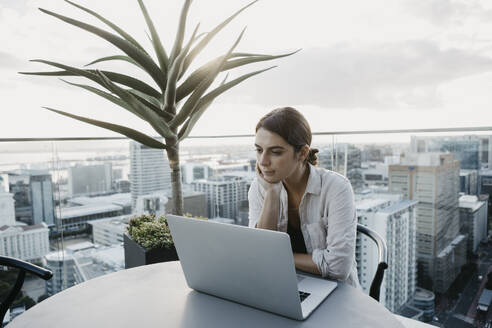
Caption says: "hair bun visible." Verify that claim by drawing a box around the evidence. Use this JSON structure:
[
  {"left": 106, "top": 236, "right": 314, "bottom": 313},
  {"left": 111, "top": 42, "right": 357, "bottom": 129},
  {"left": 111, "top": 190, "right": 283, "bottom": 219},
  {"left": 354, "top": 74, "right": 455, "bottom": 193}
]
[{"left": 307, "top": 148, "right": 319, "bottom": 166}]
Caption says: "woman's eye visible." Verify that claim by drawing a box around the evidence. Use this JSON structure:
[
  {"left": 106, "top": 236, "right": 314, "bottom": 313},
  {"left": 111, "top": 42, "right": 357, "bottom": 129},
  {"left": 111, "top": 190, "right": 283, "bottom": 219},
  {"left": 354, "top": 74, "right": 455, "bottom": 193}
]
[
  {"left": 272, "top": 152, "right": 282, "bottom": 155},
  {"left": 255, "top": 149, "right": 262, "bottom": 153}
]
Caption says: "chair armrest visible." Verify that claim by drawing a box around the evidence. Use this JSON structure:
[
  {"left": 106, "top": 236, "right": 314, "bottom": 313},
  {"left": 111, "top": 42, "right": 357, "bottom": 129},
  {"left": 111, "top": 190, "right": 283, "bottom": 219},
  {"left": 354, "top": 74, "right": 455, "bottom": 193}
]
[
  {"left": 0, "top": 256, "right": 52, "bottom": 280},
  {"left": 369, "top": 262, "right": 388, "bottom": 302}
]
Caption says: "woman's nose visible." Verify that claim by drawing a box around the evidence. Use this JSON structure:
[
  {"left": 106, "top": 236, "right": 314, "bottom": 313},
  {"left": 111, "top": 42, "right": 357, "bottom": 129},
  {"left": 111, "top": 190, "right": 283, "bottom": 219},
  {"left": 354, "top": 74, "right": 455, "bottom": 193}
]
[{"left": 259, "top": 153, "right": 270, "bottom": 166}]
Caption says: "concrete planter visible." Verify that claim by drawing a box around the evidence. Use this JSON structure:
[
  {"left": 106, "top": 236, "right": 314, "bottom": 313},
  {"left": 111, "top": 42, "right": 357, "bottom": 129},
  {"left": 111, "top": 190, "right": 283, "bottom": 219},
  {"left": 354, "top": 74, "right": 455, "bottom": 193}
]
[{"left": 124, "top": 233, "right": 178, "bottom": 269}]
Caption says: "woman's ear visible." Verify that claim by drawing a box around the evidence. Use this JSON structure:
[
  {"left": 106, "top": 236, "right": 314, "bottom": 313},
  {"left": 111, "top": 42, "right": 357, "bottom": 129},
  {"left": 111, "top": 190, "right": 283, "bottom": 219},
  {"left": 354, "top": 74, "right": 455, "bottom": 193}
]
[{"left": 300, "top": 145, "right": 310, "bottom": 163}]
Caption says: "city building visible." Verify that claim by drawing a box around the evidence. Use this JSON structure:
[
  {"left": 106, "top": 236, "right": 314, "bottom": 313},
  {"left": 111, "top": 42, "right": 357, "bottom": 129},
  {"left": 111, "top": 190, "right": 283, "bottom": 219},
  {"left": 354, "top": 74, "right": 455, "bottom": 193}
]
[
  {"left": 412, "top": 287, "right": 435, "bottom": 322},
  {"left": 134, "top": 191, "right": 168, "bottom": 216},
  {"left": 0, "top": 222, "right": 50, "bottom": 262},
  {"left": 0, "top": 177, "right": 16, "bottom": 226},
  {"left": 389, "top": 153, "right": 462, "bottom": 293},
  {"left": 181, "top": 162, "right": 213, "bottom": 184},
  {"left": 43, "top": 241, "right": 124, "bottom": 295},
  {"left": 460, "top": 170, "right": 478, "bottom": 195},
  {"left": 459, "top": 195, "right": 488, "bottom": 255},
  {"left": 356, "top": 194, "right": 418, "bottom": 313},
  {"left": 478, "top": 135, "right": 492, "bottom": 169},
  {"left": 164, "top": 189, "right": 208, "bottom": 218},
  {"left": 479, "top": 169, "right": 492, "bottom": 218},
  {"left": 410, "top": 135, "right": 482, "bottom": 170},
  {"left": 67, "top": 163, "right": 113, "bottom": 196},
  {"left": 88, "top": 215, "right": 130, "bottom": 246},
  {"left": 318, "top": 144, "right": 363, "bottom": 190},
  {"left": 71, "top": 242, "right": 124, "bottom": 284},
  {"left": 193, "top": 175, "right": 248, "bottom": 220},
  {"left": 44, "top": 251, "right": 76, "bottom": 296},
  {"left": 6, "top": 169, "right": 55, "bottom": 227},
  {"left": 434, "top": 234, "right": 467, "bottom": 293},
  {"left": 360, "top": 162, "right": 389, "bottom": 186},
  {"left": 56, "top": 203, "right": 124, "bottom": 234},
  {"left": 129, "top": 140, "right": 172, "bottom": 211},
  {"left": 69, "top": 193, "right": 132, "bottom": 215}
]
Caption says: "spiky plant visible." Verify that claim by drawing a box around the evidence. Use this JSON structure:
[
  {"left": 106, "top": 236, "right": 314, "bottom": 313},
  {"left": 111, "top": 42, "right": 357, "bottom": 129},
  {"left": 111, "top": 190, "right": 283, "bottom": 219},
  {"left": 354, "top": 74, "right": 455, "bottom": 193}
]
[{"left": 21, "top": 0, "right": 298, "bottom": 215}]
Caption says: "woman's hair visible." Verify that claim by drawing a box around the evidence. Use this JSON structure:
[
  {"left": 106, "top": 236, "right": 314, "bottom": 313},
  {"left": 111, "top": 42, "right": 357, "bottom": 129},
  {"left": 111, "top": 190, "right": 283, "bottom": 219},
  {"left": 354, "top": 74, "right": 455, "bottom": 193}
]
[{"left": 256, "top": 107, "right": 319, "bottom": 166}]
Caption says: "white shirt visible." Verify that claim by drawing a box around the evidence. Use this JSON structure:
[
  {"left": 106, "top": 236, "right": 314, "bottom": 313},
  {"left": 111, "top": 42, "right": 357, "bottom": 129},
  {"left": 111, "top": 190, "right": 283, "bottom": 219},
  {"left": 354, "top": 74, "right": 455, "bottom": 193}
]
[{"left": 248, "top": 163, "right": 360, "bottom": 289}]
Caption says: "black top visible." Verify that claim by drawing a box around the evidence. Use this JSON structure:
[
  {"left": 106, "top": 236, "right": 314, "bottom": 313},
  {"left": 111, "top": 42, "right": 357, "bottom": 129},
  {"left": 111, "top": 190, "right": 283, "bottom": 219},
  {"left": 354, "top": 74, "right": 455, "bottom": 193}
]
[{"left": 287, "top": 214, "right": 307, "bottom": 254}]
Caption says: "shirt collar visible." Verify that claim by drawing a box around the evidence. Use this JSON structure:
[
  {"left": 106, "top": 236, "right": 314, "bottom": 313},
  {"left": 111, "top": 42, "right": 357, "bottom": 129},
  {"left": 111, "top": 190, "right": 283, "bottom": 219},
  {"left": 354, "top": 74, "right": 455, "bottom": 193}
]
[{"left": 305, "top": 163, "right": 321, "bottom": 195}]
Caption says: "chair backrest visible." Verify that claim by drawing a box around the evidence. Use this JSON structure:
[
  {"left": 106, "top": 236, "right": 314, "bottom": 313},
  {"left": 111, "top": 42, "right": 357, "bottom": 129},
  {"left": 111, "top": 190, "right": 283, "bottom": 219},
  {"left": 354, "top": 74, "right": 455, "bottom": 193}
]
[
  {"left": 356, "top": 223, "right": 388, "bottom": 302},
  {"left": 0, "top": 256, "right": 53, "bottom": 325}
]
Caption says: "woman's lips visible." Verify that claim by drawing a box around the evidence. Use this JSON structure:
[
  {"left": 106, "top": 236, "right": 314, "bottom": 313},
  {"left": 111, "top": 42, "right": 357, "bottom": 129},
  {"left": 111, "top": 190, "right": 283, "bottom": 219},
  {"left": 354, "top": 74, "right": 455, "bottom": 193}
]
[{"left": 263, "top": 170, "right": 275, "bottom": 176}]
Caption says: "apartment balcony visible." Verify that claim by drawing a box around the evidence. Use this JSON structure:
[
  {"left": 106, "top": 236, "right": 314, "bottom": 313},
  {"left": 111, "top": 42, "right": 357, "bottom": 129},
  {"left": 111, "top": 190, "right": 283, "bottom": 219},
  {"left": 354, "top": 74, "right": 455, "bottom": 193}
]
[{"left": 2, "top": 126, "right": 491, "bottom": 327}]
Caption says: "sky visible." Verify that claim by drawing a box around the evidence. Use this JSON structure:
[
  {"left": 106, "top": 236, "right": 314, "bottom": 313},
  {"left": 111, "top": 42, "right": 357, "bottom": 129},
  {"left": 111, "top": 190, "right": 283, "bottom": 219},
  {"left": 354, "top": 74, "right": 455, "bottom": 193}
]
[{"left": 2, "top": 0, "right": 492, "bottom": 144}]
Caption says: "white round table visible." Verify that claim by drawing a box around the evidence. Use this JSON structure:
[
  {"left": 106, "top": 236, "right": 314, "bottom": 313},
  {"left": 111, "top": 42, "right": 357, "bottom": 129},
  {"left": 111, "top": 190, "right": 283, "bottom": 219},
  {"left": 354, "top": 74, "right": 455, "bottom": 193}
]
[{"left": 10, "top": 261, "right": 405, "bottom": 327}]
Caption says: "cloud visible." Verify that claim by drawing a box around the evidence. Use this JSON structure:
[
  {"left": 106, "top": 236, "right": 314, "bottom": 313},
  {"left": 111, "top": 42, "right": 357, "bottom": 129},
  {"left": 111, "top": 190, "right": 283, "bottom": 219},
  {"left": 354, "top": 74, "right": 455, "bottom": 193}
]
[
  {"left": 404, "top": 0, "right": 492, "bottom": 26},
  {"left": 0, "top": 51, "right": 23, "bottom": 69},
  {"left": 220, "top": 41, "right": 492, "bottom": 110}
]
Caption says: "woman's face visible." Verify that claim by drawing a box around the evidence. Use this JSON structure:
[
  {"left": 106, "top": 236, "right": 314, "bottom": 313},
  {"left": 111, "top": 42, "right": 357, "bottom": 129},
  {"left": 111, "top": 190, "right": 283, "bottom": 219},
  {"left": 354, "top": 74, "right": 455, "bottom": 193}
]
[{"left": 254, "top": 128, "right": 302, "bottom": 183}]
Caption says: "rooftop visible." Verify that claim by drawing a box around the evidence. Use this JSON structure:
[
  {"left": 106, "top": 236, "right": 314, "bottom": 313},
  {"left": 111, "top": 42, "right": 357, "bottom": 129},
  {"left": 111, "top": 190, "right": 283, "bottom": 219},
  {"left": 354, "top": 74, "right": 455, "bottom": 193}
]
[
  {"left": 56, "top": 203, "right": 123, "bottom": 219},
  {"left": 69, "top": 193, "right": 131, "bottom": 207},
  {"left": 459, "top": 195, "right": 486, "bottom": 211},
  {"left": 378, "top": 200, "right": 419, "bottom": 214}
]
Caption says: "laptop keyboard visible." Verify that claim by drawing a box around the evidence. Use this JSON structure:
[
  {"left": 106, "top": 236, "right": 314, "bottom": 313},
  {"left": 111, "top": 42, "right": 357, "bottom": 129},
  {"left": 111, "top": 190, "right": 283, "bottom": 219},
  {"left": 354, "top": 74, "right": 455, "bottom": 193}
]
[{"left": 299, "top": 291, "right": 311, "bottom": 302}]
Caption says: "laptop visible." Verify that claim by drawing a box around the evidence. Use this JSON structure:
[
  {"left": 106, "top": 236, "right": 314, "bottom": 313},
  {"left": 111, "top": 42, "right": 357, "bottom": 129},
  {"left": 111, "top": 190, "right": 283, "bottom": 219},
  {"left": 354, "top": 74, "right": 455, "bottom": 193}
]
[{"left": 167, "top": 215, "right": 338, "bottom": 320}]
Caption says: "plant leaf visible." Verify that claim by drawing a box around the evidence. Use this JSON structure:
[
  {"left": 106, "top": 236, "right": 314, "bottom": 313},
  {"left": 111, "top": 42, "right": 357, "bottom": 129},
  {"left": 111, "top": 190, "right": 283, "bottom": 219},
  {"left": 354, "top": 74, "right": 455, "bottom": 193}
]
[
  {"left": 59, "top": 78, "right": 139, "bottom": 116},
  {"left": 39, "top": 8, "right": 166, "bottom": 91},
  {"left": 23, "top": 59, "right": 161, "bottom": 98},
  {"left": 198, "top": 66, "right": 275, "bottom": 112},
  {"left": 85, "top": 55, "right": 143, "bottom": 69},
  {"left": 44, "top": 107, "right": 168, "bottom": 149},
  {"left": 168, "top": 0, "right": 192, "bottom": 65},
  {"left": 95, "top": 70, "right": 176, "bottom": 139},
  {"left": 164, "top": 23, "right": 200, "bottom": 115},
  {"left": 137, "top": 0, "right": 168, "bottom": 73},
  {"left": 179, "top": 0, "right": 258, "bottom": 79},
  {"left": 178, "top": 73, "right": 228, "bottom": 141},
  {"left": 170, "top": 27, "right": 246, "bottom": 129},
  {"left": 176, "top": 49, "right": 299, "bottom": 102},
  {"left": 64, "top": 0, "right": 148, "bottom": 54},
  {"left": 127, "top": 89, "right": 161, "bottom": 109}
]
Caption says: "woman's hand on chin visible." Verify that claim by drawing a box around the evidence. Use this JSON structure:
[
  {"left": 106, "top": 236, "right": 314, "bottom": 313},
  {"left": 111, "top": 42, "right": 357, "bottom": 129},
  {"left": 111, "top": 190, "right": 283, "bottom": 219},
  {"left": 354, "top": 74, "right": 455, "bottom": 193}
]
[{"left": 256, "top": 163, "right": 282, "bottom": 195}]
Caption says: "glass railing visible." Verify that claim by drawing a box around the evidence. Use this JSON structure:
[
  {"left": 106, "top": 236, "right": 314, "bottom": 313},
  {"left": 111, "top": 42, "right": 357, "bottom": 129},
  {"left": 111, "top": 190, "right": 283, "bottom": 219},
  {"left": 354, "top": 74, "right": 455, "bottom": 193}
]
[{"left": 1, "top": 126, "right": 491, "bottom": 325}]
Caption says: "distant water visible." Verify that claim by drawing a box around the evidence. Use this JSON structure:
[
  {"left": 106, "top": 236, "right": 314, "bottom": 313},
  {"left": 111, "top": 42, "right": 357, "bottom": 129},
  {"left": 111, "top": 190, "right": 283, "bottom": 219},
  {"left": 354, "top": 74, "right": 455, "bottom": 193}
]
[{"left": 0, "top": 151, "right": 127, "bottom": 171}]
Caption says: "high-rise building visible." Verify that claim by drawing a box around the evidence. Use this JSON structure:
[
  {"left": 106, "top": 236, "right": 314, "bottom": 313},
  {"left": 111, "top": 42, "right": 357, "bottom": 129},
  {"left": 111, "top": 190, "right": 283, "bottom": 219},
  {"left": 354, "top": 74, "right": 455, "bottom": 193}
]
[
  {"left": 460, "top": 169, "right": 478, "bottom": 195},
  {"left": 192, "top": 175, "right": 248, "bottom": 220},
  {"left": 356, "top": 195, "right": 418, "bottom": 312},
  {"left": 459, "top": 195, "right": 488, "bottom": 255},
  {"left": 129, "top": 141, "right": 171, "bottom": 211},
  {"left": 389, "top": 153, "right": 463, "bottom": 293},
  {"left": 478, "top": 135, "right": 492, "bottom": 169},
  {"left": 68, "top": 163, "right": 113, "bottom": 196},
  {"left": 44, "top": 251, "right": 76, "bottom": 296},
  {"left": 7, "top": 170, "right": 55, "bottom": 227},
  {"left": 479, "top": 169, "right": 492, "bottom": 219}
]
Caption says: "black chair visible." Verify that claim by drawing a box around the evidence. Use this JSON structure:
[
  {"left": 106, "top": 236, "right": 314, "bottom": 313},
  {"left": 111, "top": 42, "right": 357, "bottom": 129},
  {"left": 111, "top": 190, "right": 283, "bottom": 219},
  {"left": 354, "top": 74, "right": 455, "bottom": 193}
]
[
  {"left": 356, "top": 223, "right": 388, "bottom": 302},
  {"left": 0, "top": 256, "right": 53, "bottom": 325}
]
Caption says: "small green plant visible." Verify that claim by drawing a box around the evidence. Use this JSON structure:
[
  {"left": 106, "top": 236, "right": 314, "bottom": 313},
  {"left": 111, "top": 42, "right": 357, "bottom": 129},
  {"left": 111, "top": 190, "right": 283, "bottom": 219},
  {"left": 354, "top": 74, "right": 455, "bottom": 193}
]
[{"left": 127, "top": 214, "right": 174, "bottom": 250}]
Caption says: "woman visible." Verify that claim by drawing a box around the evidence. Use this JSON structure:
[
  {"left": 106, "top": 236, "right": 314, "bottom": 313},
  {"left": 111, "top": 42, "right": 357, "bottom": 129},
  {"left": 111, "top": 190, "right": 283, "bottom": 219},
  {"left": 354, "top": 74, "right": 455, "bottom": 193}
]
[{"left": 248, "top": 107, "right": 360, "bottom": 288}]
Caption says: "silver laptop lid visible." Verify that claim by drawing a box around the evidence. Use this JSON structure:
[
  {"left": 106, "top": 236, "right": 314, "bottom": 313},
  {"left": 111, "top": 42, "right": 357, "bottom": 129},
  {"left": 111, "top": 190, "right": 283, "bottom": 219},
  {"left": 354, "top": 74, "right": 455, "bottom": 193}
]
[{"left": 167, "top": 215, "right": 303, "bottom": 319}]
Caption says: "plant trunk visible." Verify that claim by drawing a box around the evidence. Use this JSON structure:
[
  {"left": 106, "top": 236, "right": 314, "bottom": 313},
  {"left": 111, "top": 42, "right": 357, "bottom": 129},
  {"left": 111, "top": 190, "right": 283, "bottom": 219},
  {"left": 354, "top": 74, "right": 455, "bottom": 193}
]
[{"left": 166, "top": 138, "right": 184, "bottom": 215}]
